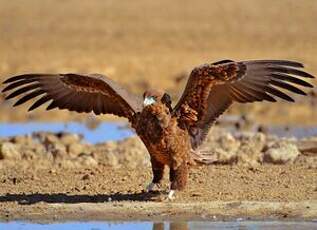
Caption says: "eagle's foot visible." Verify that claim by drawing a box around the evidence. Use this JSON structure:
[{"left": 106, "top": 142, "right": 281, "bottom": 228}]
[
  {"left": 145, "top": 182, "right": 161, "bottom": 192},
  {"left": 159, "top": 190, "right": 176, "bottom": 201},
  {"left": 167, "top": 190, "right": 175, "bottom": 200}
]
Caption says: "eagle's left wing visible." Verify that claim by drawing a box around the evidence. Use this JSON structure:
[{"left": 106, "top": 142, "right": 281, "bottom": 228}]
[{"left": 173, "top": 60, "right": 315, "bottom": 149}]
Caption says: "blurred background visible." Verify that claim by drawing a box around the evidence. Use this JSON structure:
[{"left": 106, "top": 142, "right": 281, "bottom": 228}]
[{"left": 0, "top": 0, "right": 316, "bottom": 125}]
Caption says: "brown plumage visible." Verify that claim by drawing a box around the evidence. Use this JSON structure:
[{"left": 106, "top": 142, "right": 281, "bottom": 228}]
[{"left": 1, "top": 59, "right": 315, "bottom": 199}]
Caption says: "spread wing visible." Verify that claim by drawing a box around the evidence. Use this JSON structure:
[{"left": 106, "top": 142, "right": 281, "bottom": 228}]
[
  {"left": 173, "top": 60, "right": 315, "bottom": 149},
  {"left": 2, "top": 73, "right": 143, "bottom": 121}
]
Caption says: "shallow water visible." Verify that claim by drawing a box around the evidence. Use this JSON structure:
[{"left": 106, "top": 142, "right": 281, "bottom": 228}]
[
  {"left": 0, "top": 122, "right": 133, "bottom": 144},
  {"left": 1, "top": 122, "right": 317, "bottom": 145},
  {"left": 263, "top": 125, "right": 317, "bottom": 139},
  {"left": 1, "top": 221, "right": 316, "bottom": 230}
]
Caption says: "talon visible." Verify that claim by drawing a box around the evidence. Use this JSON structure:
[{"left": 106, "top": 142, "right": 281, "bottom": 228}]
[
  {"left": 167, "top": 190, "right": 175, "bottom": 200},
  {"left": 146, "top": 182, "right": 160, "bottom": 192},
  {"left": 146, "top": 182, "right": 155, "bottom": 192}
]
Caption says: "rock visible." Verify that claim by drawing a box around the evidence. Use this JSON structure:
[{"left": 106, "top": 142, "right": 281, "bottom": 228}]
[
  {"left": 76, "top": 153, "right": 98, "bottom": 167},
  {"left": 21, "top": 150, "right": 37, "bottom": 160},
  {"left": 238, "top": 132, "right": 266, "bottom": 153},
  {"left": 120, "top": 147, "right": 150, "bottom": 168},
  {"left": 211, "top": 148, "right": 237, "bottom": 164},
  {"left": 204, "top": 128, "right": 240, "bottom": 151},
  {"left": 33, "top": 132, "right": 59, "bottom": 148},
  {"left": 295, "top": 139, "right": 317, "bottom": 155},
  {"left": 306, "top": 157, "right": 317, "bottom": 169},
  {"left": 50, "top": 143, "right": 67, "bottom": 159},
  {"left": 115, "top": 137, "right": 149, "bottom": 168},
  {"left": 103, "top": 152, "right": 120, "bottom": 168},
  {"left": 49, "top": 169, "right": 57, "bottom": 174},
  {"left": 68, "top": 143, "right": 85, "bottom": 156},
  {"left": 0, "top": 142, "right": 21, "bottom": 160},
  {"left": 11, "top": 135, "right": 33, "bottom": 146},
  {"left": 59, "top": 133, "right": 82, "bottom": 146},
  {"left": 264, "top": 141, "right": 300, "bottom": 164},
  {"left": 203, "top": 131, "right": 266, "bottom": 166},
  {"left": 236, "top": 133, "right": 266, "bottom": 166},
  {"left": 217, "top": 132, "right": 240, "bottom": 153},
  {"left": 58, "top": 160, "right": 76, "bottom": 168},
  {"left": 82, "top": 174, "right": 90, "bottom": 180}
]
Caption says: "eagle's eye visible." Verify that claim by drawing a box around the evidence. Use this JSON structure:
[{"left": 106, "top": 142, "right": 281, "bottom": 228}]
[{"left": 143, "top": 96, "right": 156, "bottom": 106}]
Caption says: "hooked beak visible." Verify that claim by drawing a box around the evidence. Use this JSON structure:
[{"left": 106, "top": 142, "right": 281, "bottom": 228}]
[{"left": 143, "top": 96, "right": 156, "bottom": 106}]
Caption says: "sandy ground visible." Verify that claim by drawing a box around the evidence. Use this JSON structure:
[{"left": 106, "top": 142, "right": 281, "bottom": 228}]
[{"left": 0, "top": 128, "right": 316, "bottom": 221}]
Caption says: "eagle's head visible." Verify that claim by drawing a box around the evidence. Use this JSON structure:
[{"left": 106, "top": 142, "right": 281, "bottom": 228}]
[{"left": 143, "top": 89, "right": 172, "bottom": 112}]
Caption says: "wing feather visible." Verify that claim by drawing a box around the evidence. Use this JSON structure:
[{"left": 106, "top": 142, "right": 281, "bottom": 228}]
[
  {"left": 29, "top": 95, "right": 51, "bottom": 111},
  {"left": 270, "top": 73, "right": 313, "bottom": 87},
  {"left": 2, "top": 73, "right": 143, "bottom": 121},
  {"left": 174, "top": 59, "right": 315, "bottom": 149},
  {"left": 230, "top": 85, "right": 255, "bottom": 102},
  {"left": 13, "top": 90, "right": 46, "bottom": 106},
  {"left": 269, "top": 79, "right": 307, "bottom": 95},
  {"left": 2, "top": 78, "right": 37, "bottom": 92},
  {"left": 5, "top": 84, "right": 41, "bottom": 99},
  {"left": 264, "top": 85, "right": 295, "bottom": 102}
]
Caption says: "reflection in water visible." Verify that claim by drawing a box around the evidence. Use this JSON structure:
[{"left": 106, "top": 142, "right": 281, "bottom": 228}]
[
  {"left": 153, "top": 222, "right": 189, "bottom": 230},
  {"left": 84, "top": 114, "right": 102, "bottom": 130},
  {"left": 0, "top": 221, "right": 316, "bottom": 229}
]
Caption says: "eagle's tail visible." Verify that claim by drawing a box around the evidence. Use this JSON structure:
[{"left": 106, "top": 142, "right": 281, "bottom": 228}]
[{"left": 190, "top": 149, "right": 217, "bottom": 165}]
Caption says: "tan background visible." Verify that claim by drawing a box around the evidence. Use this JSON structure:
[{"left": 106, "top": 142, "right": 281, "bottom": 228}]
[{"left": 0, "top": 0, "right": 316, "bottom": 123}]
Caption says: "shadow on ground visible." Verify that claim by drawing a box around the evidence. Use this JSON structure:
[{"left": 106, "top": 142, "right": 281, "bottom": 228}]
[{"left": 0, "top": 191, "right": 161, "bottom": 205}]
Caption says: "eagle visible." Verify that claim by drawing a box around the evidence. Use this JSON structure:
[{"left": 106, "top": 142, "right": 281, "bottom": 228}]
[{"left": 2, "top": 59, "right": 315, "bottom": 199}]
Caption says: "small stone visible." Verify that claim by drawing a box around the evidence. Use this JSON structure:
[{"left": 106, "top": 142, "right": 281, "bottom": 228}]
[
  {"left": 68, "top": 143, "right": 84, "bottom": 156},
  {"left": 82, "top": 174, "right": 90, "bottom": 180},
  {"left": 11, "top": 177, "right": 18, "bottom": 184},
  {"left": 212, "top": 148, "right": 237, "bottom": 164},
  {"left": 49, "top": 169, "right": 57, "bottom": 174},
  {"left": 217, "top": 133, "right": 240, "bottom": 152},
  {"left": 59, "top": 133, "right": 82, "bottom": 145},
  {"left": 78, "top": 154, "right": 98, "bottom": 167},
  {"left": 0, "top": 142, "right": 21, "bottom": 160},
  {"left": 191, "top": 192, "right": 202, "bottom": 197},
  {"left": 264, "top": 141, "right": 300, "bottom": 164},
  {"left": 103, "top": 152, "right": 120, "bottom": 168},
  {"left": 236, "top": 132, "right": 266, "bottom": 165}
]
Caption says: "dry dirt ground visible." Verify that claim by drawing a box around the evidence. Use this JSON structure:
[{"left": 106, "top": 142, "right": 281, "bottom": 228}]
[
  {"left": 0, "top": 0, "right": 316, "bottom": 124},
  {"left": 0, "top": 128, "right": 316, "bottom": 221}
]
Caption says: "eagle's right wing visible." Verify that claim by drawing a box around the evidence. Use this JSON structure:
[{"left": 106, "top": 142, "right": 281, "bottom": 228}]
[{"left": 2, "top": 73, "right": 143, "bottom": 122}]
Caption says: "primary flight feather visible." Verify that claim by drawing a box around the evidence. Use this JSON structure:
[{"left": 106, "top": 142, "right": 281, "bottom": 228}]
[{"left": 2, "top": 59, "right": 314, "bottom": 199}]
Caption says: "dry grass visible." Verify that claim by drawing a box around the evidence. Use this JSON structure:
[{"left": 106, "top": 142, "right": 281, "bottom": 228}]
[{"left": 0, "top": 0, "right": 316, "bottom": 123}]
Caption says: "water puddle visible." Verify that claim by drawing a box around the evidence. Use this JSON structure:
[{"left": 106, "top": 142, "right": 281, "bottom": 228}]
[
  {"left": 262, "top": 126, "right": 317, "bottom": 139},
  {"left": 0, "top": 221, "right": 315, "bottom": 229},
  {"left": 0, "top": 122, "right": 316, "bottom": 145},
  {"left": 0, "top": 122, "right": 133, "bottom": 144}
]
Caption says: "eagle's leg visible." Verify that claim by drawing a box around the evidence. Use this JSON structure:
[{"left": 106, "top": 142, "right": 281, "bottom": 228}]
[
  {"left": 146, "top": 158, "right": 165, "bottom": 192},
  {"left": 168, "top": 161, "right": 188, "bottom": 200}
]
